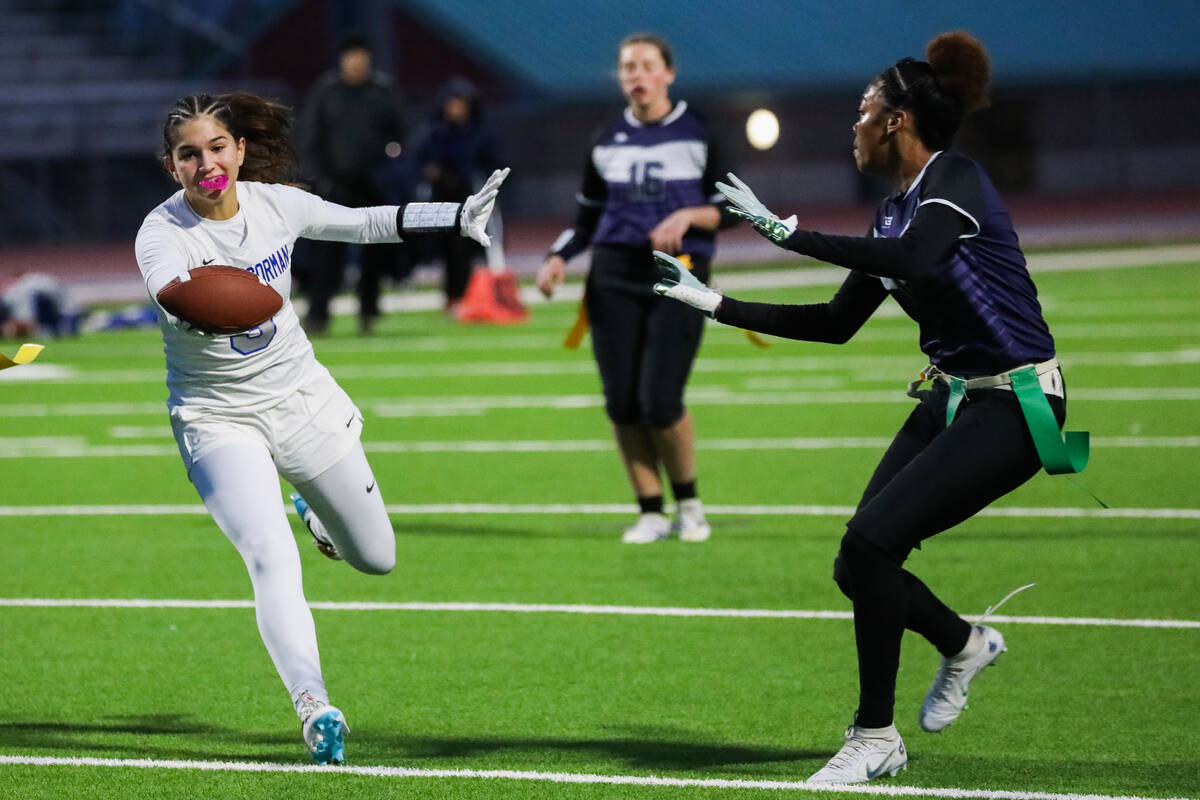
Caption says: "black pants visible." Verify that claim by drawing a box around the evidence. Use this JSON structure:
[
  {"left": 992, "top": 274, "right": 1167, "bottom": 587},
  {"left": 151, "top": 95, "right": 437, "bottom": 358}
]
[
  {"left": 306, "top": 240, "right": 405, "bottom": 326},
  {"left": 833, "top": 381, "right": 1066, "bottom": 727},
  {"left": 303, "top": 180, "right": 407, "bottom": 327},
  {"left": 434, "top": 232, "right": 481, "bottom": 303},
  {"left": 585, "top": 247, "right": 709, "bottom": 428}
]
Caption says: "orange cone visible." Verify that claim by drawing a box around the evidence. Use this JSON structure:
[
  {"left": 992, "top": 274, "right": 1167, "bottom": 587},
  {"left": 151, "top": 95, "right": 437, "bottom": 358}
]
[{"left": 456, "top": 266, "right": 529, "bottom": 324}]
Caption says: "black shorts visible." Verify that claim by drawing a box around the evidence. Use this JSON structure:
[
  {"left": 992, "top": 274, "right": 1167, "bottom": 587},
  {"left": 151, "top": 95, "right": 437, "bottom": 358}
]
[{"left": 585, "top": 246, "right": 710, "bottom": 427}]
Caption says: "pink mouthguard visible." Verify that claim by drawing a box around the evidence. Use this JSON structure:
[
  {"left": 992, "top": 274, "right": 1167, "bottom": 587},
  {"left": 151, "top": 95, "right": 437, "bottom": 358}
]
[{"left": 199, "top": 175, "right": 229, "bottom": 191}]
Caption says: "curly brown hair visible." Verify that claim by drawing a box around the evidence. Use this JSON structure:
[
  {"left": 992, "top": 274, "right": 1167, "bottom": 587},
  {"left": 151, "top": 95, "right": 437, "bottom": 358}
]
[
  {"left": 926, "top": 31, "right": 991, "bottom": 113},
  {"left": 874, "top": 31, "right": 992, "bottom": 151}
]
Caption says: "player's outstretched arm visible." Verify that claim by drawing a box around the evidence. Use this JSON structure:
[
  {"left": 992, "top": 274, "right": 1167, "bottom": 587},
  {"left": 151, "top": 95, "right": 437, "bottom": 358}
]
[
  {"left": 395, "top": 167, "right": 510, "bottom": 245},
  {"left": 715, "top": 172, "right": 797, "bottom": 245},
  {"left": 652, "top": 250, "right": 722, "bottom": 317},
  {"left": 460, "top": 167, "right": 511, "bottom": 246}
]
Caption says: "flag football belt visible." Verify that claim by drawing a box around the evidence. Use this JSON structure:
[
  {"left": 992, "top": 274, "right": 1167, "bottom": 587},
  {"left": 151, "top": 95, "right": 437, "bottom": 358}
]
[{"left": 906, "top": 357, "right": 1089, "bottom": 474}]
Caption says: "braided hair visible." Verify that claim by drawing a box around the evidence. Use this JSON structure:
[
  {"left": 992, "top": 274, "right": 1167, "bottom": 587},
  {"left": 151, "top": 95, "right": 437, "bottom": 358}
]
[
  {"left": 160, "top": 92, "right": 298, "bottom": 184},
  {"left": 875, "top": 31, "right": 991, "bottom": 151}
]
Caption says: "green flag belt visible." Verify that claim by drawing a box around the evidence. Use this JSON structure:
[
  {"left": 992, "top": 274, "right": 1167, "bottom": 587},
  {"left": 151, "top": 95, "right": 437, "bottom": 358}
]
[{"left": 907, "top": 358, "right": 1089, "bottom": 474}]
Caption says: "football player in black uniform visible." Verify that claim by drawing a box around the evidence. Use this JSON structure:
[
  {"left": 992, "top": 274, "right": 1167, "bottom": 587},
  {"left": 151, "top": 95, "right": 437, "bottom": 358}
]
[{"left": 656, "top": 31, "right": 1079, "bottom": 783}]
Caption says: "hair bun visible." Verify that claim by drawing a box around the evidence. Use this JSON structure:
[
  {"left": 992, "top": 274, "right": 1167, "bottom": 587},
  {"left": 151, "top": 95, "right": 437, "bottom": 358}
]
[{"left": 925, "top": 31, "right": 991, "bottom": 112}]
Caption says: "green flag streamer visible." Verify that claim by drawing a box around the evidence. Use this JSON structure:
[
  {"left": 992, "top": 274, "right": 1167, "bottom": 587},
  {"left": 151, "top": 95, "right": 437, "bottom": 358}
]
[{"left": 945, "top": 365, "right": 1089, "bottom": 475}]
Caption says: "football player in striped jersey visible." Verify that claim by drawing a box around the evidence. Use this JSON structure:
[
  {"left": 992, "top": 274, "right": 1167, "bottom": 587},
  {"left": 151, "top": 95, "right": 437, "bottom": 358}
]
[{"left": 537, "top": 33, "right": 740, "bottom": 544}]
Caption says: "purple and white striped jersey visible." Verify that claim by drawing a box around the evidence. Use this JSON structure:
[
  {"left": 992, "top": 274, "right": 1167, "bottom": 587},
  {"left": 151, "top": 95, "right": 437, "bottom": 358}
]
[{"left": 551, "top": 101, "right": 729, "bottom": 262}]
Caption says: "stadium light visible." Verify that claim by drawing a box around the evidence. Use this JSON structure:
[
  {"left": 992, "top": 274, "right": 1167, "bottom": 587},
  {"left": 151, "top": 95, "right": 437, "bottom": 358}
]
[{"left": 746, "top": 108, "right": 780, "bottom": 151}]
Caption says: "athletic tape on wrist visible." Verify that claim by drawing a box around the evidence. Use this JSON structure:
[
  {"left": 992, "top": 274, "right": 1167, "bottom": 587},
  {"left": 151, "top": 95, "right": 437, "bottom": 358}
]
[{"left": 398, "top": 203, "right": 463, "bottom": 233}]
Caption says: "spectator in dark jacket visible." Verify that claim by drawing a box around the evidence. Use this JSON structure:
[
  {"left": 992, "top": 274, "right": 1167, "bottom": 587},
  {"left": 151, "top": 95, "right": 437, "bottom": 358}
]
[
  {"left": 298, "top": 33, "right": 409, "bottom": 334},
  {"left": 411, "top": 78, "right": 503, "bottom": 313}
]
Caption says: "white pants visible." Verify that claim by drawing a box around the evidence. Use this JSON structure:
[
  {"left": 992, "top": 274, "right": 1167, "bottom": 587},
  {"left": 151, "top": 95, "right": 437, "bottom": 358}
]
[{"left": 184, "top": 384, "right": 394, "bottom": 708}]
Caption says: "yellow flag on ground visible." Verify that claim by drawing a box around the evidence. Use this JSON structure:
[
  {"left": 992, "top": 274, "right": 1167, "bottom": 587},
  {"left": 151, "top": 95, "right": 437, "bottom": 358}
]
[{"left": 0, "top": 343, "right": 43, "bottom": 371}]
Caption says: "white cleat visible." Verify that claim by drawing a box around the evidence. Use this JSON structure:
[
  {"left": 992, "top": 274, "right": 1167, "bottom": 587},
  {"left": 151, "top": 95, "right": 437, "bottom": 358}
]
[
  {"left": 807, "top": 722, "right": 907, "bottom": 784},
  {"left": 621, "top": 512, "right": 671, "bottom": 544},
  {"left": 297, "top": 693, "right": 348, "bottom": 765},
  {"left": 674, "top": 498, "right": 711, "bottom": 542},
  {"left": 291, "top": 492, "right": 341, "bottom": 560},
  {"left": 920, "top": 624, "right": 1007, "bottom": 733}
]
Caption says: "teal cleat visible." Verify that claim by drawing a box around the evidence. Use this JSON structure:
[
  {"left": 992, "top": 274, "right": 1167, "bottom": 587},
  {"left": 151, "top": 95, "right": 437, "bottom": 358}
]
[{"left": 299, "top": 698, "right": 348, "bottom": 765}]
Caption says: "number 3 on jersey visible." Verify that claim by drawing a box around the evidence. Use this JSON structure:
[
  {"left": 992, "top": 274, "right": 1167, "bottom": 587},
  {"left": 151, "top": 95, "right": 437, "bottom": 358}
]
[
  {"left": 627, "top": 160, "right": 664, "bottom": 202},
  {"left": 230, "top": 318, "right": 277, "bottom": 355}
]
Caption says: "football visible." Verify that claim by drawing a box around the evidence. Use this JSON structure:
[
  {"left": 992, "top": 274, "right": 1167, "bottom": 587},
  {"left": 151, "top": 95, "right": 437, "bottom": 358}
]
[{"left": 156, "top": 264, "right": 282, "bottom": 335}]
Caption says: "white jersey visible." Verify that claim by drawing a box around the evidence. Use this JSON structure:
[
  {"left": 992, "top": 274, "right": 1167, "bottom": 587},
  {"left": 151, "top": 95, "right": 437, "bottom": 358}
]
[{"left": 135, "top": 181, "right": 399, "bottom": 414}]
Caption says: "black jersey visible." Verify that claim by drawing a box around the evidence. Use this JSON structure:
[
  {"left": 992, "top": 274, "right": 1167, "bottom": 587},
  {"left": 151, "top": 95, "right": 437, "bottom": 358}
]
[
  {"left": 871, "top": 151, "right": 1055, "bottom": 373},
  {"left": 718, "top": 152, "right": 1055, "bottom": 376}
]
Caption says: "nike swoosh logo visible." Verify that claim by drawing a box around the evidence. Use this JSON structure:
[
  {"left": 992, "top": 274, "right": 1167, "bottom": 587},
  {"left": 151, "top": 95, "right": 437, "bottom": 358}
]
[
  {"left": 345, "top": 414, "right": 355, "bottom": 428},
  {"left": 201, "top": 258, "right": 214, "bottom": 265},
  {"left": 864, "top": 752, "right": 896, "bottom": 779},
  {"left": 366, "top": 480, "right": 376, "bottom": 493}
]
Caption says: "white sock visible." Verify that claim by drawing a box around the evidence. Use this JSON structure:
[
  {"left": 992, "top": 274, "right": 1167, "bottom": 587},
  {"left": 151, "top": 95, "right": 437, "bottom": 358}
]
[
  {"left": 855, "top": 722, "right": 899, "bottom": 738},
  {"left": 955, "top": 625, "right": 985, "bottom": 660},
  {"left": 292, "top": 687, "right": 331, "bottom": 717}
]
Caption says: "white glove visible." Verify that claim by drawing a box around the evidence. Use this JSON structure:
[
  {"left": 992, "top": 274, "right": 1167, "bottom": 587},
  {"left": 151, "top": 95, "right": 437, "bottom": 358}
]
[
  {"left": 652, "top": 251, "right": 722, "bottom": 317},
  {"left": 715, "top": 172, "right": 797, "bottom": 244},
  {"left": 460, "top": 167, "right": 510, "bottom": 246}
]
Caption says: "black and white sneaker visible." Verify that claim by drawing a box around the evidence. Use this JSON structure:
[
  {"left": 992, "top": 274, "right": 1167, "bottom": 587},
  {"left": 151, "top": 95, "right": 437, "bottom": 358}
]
[{"left": 919, "top": 624, "right": 1006, "bottom": 732}]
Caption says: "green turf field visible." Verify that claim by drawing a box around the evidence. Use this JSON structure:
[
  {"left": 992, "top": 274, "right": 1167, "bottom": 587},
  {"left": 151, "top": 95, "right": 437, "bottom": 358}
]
[{"left": 1, "top": 249, "right": 1198, "bottom": 799}]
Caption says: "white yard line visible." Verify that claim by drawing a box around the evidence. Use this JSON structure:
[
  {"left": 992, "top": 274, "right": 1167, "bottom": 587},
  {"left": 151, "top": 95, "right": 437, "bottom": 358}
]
[
  {"left": 0, "top": 754, "right": 1194, "bottom": 799},
  {"left": 7, "top": 347, "right": 1200, "bottom": 385},
  {"left": 4, "top": 434, "right": 1200, "bottom": 458},
  {"left": 314, "top": 242, "right": 1200, "bottom": 315},
  {"left": 1, "top": 502, "right": 1198, "bottom": 520},
  {"left": 6, "top": 385, "right": 1200, "bottom": 418},
  {"left": 361, "top": 387, "right": 1200, "bottom": 417},
  {"left": 0, "top": 598, "right": 1195, "bottom": 629}
]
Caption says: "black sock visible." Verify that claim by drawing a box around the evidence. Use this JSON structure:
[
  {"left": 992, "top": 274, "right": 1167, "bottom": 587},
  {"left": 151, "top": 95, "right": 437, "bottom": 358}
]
[
  {"left": 670, "top": 480, "right": 697, "bottom": 502},
  {"left": 637, "top": 495, "right": 664, "bottom": 514},
  {"left": 902, "top": 569, "right": 972, "bottom": 657}
]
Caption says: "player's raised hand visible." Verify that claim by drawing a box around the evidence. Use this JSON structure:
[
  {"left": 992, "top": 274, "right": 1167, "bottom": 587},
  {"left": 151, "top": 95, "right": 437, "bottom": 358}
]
[
  {"left": 652, "top": 250, "right": 722, "bottom": 317},
  {"left": 716, "top": 172, "right": 797, "bottom": 245},
  {"left": 460, "top": 167, "right": 511, "bottom": 246}
]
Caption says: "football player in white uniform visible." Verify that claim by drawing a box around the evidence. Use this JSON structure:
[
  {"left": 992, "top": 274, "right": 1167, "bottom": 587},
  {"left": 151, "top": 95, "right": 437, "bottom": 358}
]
[{"left": 136, "top": 92, "right": 508, "bottom": 764}]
